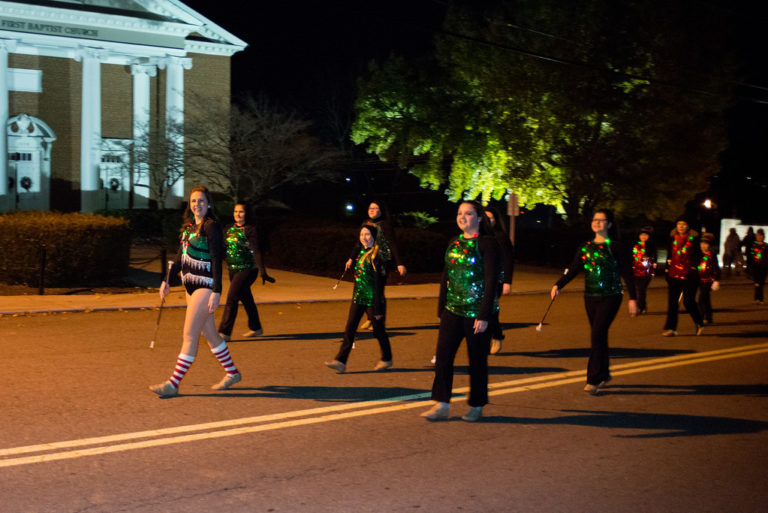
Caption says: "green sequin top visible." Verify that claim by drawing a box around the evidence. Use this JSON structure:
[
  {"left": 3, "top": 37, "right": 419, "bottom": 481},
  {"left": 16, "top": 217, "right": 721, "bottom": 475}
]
[
  {"left": 441, "top": 234, "right": 499, "bottom": 319},
  {"left": 556, "top": 239, "right": 636, "bottom": 299},
  {"left": 224, "top": 224, "right": 255, "bottom": 272},
  {"left": 351, "top": 248, "right": 385, "bottom": 313},
  {"left": 580, "top": 241, "right": 623, "bottom": 296}
]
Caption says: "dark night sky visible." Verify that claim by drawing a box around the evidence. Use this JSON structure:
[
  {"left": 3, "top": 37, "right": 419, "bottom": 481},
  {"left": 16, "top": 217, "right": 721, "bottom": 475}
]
[{"left": 183, "top": 0, "right": 446, "bottom": 109}]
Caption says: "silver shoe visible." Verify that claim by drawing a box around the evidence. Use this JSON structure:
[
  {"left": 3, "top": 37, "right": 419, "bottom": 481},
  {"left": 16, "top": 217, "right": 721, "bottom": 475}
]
[
  {"left": 421, "top": 403, "right": 450, "bottom": 421},
  {"left": 218, "top": 332, "right": 231, "bottom": 342},
  {"left": 490, "top": 339, "right": 502, "bottom": 355},
  {"left": 243, "top": 329, "right": 263, "bottom": 337},
  {"left": 211, "top": 372, "right": 241, "bottom": 390},
  {"left": 325, "top": 360, "right": 346, "bottom": 373},
  {"left": 149, "top": 381, "right": 178, "bottom": 397},
  {"left": 584, "top": 384, "right": 599, "bottom": 395},
  {"left": 374, "top": 360, "right": 393, "bottom": 371},
  {"left": 462, "top": 406, "right": 482, "bottom": 422}
]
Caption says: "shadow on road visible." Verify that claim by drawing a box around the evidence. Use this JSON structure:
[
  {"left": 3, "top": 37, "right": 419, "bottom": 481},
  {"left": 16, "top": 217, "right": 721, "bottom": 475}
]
[
  {"left": 503, "top": 347, "right": 696, "bottom": 359},
  {"left": 185, "top": 385, "right": 428, "bottom": 402},
  {"left": 479, "top": 408, "right": 768, "bottom": 437}
]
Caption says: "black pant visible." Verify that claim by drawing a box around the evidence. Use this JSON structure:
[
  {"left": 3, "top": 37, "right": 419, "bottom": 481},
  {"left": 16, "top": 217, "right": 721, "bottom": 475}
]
[
  {"left": 698, "top": 282, "right": 714, "bottom": 323},
  {"left": 664, "top": 276, "right": 703, "bottom": 330},
  {"left": 755, "top": 267, "right": 767, "bottom": 301},
  {"left": 335, "top": 302, "right": 392, "bottom": 364},
  {"left": 584, "top": 294, "right": 622, "bottom": 386},
  {"left": 218, "top": 268, "right": 261, "bottom": 336},
  {"left": 634, "top": 275, "right": 652, "bottom": 312},
  {"left": 431, "top": 310, "right": 491, "bottom": 407}
]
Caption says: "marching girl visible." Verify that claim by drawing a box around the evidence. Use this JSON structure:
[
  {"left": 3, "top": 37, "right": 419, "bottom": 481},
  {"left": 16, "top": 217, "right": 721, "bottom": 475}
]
[
  {"left": 697, "top": 233, "right": 721, "bottom": 324},
  {"left": 550, "top": 209, "right": 637, "bottom": 395},
  {"left": 150, "top": 186, "right": 241, "bottom": 397},
  {"left": 325, "top": 224, "right": 393, "bottom": 373},
  {"left": 662, "top": 216, "right": 704, "bottom": 336},
  {"left": 632, "top": 226, "right": 657, "bottom": 314},
  {"left": 217, "top": 203, "right": 274, "bottom": 341},
  {"left": 422, "top": 201, "right": 500, "bottom": 422},
  {"left": 484, "top": 207, "right": 514, "bottom": 355},
  {"left": 749, "top": 228, "right": 767, "bottom": 304},
  {"left": 345, "top": 201, "right": 407, "bottom": 330}
]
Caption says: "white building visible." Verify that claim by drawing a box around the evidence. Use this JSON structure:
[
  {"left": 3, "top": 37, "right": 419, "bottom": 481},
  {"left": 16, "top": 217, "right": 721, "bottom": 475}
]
[{"left": 0, "top": 0, "right": 246, "bottom": 212}]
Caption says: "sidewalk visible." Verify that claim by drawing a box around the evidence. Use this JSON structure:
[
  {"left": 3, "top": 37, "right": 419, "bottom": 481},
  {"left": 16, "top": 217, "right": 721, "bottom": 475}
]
[{"left": 1, "top": 244, "right": 706, "bottom": 316}]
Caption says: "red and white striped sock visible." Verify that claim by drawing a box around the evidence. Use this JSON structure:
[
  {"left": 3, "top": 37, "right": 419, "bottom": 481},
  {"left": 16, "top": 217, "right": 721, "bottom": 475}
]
[
  {"left": 169, "top": 353, "right": 194, "bottom": 388},
  {"left": 211, "top": 342, "right": 238, "bottom": 376}
]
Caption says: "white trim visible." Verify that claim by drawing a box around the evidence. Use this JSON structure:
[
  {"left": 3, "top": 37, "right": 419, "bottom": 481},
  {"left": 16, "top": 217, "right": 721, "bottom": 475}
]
[{"left": 8, "top": 67, "right": 40, "bottom": 92}]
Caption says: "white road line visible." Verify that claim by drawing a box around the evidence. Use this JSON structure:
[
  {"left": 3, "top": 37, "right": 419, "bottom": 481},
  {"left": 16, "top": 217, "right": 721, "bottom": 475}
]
[{"left": 2, "top": 342, "right": 767, "bottom": 468}]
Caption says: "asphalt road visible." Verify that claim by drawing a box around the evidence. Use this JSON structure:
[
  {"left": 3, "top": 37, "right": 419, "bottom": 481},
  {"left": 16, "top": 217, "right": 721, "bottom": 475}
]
[{"left": 1, "top": 284, "right": 767, "bottom": 513}]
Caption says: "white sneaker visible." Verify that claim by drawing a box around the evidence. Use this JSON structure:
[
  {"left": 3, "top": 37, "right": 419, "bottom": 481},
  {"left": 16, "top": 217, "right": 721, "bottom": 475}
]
[
  {"left": 373, "top": 360, "right": 392, "bottom": 371},
  {"left": 490, "top": 339, "right": 502, "bottom": 355},
  {"left": 212, "top": 372, "right": 241, "bottom": 390},
  {"left": 421, "top": 402, "right": 450, "bottom": 421},
  {"left": 462, "top": 406, "right": 482, "bottom": 422},
  {"left": 325, "top": 360, "right": 346, "bottom": 373}
]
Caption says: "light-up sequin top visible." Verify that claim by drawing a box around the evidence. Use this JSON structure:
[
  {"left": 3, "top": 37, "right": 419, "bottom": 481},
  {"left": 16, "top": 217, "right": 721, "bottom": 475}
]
[
  {"left": 556, "top": 239, "right": 636, "bottom": 300},
  {"left": 697, "top": 251, "right": 720, "bottom": 282},
  {"left": 444, "top": 234, "right": 498, "bottom": 318},
  {"left": 632, "top": 241, "right": 654, "bottom": 277},
  {"left": 668, "top": 232, "right": 697, "bottom": 279},
  {"left": 580, "top": 241, "right": 623, "bottom": 296},
  {"left": 224, "top": 224, "right": 254, "bottom": 272},
  {"left": 750, "top": 242, "right": 767, "bottom": 269},
  {"left": 352, "top": 248, "right": 379, "bottom": 307}
]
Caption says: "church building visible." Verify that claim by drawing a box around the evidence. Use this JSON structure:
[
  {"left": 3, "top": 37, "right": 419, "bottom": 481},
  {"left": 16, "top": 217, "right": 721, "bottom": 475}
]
[{"left": 0, "top": 0, "right": 246, "bottom": 212}]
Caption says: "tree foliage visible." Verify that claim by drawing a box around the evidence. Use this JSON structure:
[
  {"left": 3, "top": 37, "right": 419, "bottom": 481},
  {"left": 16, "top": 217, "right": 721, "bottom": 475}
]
[{"left": 352, "top": 0, "right": 737, "bottom": 221}]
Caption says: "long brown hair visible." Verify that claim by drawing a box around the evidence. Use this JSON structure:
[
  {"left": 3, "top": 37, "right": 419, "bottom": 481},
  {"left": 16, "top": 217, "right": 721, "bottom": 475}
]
[{"left": 183, "top": 185, "right": 219, "bottom": 236}]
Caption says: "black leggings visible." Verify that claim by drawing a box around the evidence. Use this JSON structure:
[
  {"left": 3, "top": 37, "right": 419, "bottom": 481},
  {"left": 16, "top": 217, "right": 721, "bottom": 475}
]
[
  {"left": 218, "top": 268, "right": 261, "bottom": 336},
  {"left": 335, "top": 302, "right": 392, "bottom": 364},
  {"left": 584, "top": 294, "right": 622, "bottom": 385},
  {"left": 755, "top": 267, "right": 767, "bottom": 301},
  {"left": 664, "top": 276, "right": 703, "bottom": 330},
  {"left": 431, "top": 310, "right": 491, "bottom": 407}
]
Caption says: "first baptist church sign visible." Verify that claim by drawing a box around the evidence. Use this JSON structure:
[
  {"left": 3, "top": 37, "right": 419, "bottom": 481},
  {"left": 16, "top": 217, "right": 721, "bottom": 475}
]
[{"left": 0, "top": 14, "right": 187, "bottom": 49}]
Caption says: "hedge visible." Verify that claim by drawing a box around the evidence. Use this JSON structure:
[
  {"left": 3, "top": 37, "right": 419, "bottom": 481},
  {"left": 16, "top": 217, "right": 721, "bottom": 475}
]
[
  {"left": 0, "top": 211, "right": 131, "bottom": 287},
  {"left": 264, "top": 219, "right": 450, "bottom": 275}
]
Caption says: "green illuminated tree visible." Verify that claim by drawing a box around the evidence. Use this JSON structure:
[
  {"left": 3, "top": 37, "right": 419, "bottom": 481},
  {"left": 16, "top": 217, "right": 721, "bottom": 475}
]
[{"left": 352, "top": 0, "right": 735, "bottom": 221}]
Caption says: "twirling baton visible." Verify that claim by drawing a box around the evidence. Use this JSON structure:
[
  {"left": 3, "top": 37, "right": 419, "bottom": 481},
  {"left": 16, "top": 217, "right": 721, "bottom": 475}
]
[
  {"left": 332, "top": 268, "right": 347, "bottom": 290},
  {"left": 150, "top": 260, "right": 174, "bottom": 349}
]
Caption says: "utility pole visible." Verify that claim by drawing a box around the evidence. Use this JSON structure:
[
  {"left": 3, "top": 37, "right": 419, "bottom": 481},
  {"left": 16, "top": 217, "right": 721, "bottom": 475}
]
[{"left": 507, "top": 192, "right": 519, "bottom": 245}]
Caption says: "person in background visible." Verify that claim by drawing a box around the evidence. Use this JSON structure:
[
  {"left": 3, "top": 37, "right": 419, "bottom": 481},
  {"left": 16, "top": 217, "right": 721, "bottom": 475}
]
[
  {"left": 749, "top": 228, "right": 767, "bottom": 304},
  {"left": 697, "top": 233, "right": 721, "bottom": 324},
  {"left": 722, "top": 227, "right": 742, "bottom": 277},
  {"left": 325, "top": 224, "right": 393, "bottom": 373},
  {"left": 484, "top": 207, "right": 514, "bottom": 355},
  {"left": 150, "top": 186, "right": 241, "bottom": 397},
  {"left": 218, "top": 203, "right": 275, "bottom": 341},
  {"left": 550, "top": 209, "right": 637, "bottom": 395},
  {"left": 662, "top": 215, "right": 704, "bottom": 337},
  {"left": 742, "top": 227, "right": 756, "bottom": 278},
  {"left": 422, "top": 201, "right": 500, "bottom": 422},
  {"left": 632, "top": 226, "right": 657, "bottom": 314}
]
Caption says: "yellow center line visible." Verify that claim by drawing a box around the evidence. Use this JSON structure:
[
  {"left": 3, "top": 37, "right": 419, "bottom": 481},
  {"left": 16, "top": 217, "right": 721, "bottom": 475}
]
[{"left": 2, "top": 342, "right": 767, "bottom": 468}]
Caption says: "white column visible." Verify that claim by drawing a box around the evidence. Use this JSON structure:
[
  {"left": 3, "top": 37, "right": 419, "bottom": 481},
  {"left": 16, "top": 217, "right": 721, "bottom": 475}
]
[
  {"left": 79, "top": 48, "right": 103, "bottom": 213},
  {"left": 131, "top": 63, "right": 156, "bottom": 209},
  {"left": 0, "top": 39, "right": 16, "bottom": 212},
  {"left": 163, "top": 56, "right": 192, "bottom": 208}
]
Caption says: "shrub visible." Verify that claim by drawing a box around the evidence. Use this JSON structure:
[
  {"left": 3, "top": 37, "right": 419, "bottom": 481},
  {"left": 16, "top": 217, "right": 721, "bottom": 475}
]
[
  {"left": 264, "top": 218, "right": 450, "bottom": 275},
  {"left": 0, "top": 211, "right": 131, "bottom": 286}
]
